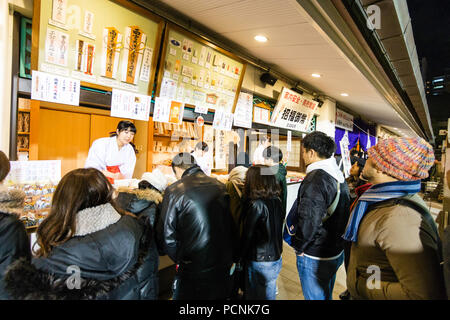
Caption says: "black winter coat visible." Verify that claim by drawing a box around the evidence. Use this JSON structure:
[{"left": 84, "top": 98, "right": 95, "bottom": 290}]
[
  {"left": 5, "top": 203, "right": 157, "bottom": 300},
  {"left": 292, "top": 169, "right": 351, "bottom": 258},
  {"left": 116, "top": 187, "right": 164, "bottom": 296},
  {"left": 0, "top": 188, "right": 31, "bottom": 300},
  {"left": 116, "top": 187, "right": 162, "bottom": 230},
  {"left": 156, "top": 166, "right": 238, "bottom": 274},
  {"left": 241, "top": 197, "right": 284, "bottom": 262}
]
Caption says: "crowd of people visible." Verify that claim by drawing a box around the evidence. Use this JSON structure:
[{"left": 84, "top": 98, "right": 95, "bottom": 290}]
[{"left": 0, "top": 130, "right": 449, "bottom": 300}]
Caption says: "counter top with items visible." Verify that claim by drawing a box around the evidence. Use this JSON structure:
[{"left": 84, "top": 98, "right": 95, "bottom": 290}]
[
  {"left": 286, "top": 170, "right": 305, "bottom": 184},
  {"left": 5, "top": 183, "right": 56, "bottom": 232}
]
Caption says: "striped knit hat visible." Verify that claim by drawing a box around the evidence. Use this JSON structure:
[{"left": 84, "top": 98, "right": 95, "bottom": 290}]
[{"left": 367, "top": 137, "right": 434, "bottom": 181}]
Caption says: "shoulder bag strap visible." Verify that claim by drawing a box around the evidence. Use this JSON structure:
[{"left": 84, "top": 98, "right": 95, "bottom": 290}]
[{"left": 322, "top": 181, "right": 340, "bottom": 223}]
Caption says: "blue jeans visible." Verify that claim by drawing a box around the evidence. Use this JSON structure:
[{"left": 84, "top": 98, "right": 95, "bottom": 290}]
[
  {"left": 296, "top": 252, "right": 344, "bottom": 300},
  {"left": 245, "top": 258, "right": 282, "bottom": 300}
]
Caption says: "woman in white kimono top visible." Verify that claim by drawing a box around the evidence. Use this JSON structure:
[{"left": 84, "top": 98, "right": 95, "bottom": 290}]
[{"left": 85, "top": 121, "right": 137, "bottom": 184}]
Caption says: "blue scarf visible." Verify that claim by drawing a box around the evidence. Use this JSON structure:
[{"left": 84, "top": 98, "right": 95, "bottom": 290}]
[{"left": 342, "top": 180, "right": 421, "bottom": 242}]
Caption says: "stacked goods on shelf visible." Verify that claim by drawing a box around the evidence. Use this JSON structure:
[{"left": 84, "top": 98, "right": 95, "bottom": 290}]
[
  {"left": 152, "top": 121, "right": 202, "bottom": 167},
  {"left": 17, "top": 98, "right": 31, "bottom": 154},
  {"left": 153, "top": 121, "right": 200, "bottom": 139},
  {"left": 7, "top": 183, "right": 56, "bottom": 229}
]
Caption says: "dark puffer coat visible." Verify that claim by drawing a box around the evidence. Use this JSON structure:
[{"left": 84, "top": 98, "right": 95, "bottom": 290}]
[
  {"left": 0, "top": 187, "right": 31, "bottom": 299},
  {"left": 292, "top": 169, "right": 351, "bottom": 258},
  {"left": 5, "top": 203, "right": 157, "bottom": 300}
]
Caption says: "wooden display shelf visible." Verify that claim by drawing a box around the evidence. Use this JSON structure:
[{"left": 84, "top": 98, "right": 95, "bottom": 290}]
[
  {"left": 19, "top": 108, "right": 31, "bottom": 112},
  {"left": 18, "top": 132, "right": 30, "bottom": 135},
  {"left": 19, "top": 148, "right": 29, "bottom": 151}
]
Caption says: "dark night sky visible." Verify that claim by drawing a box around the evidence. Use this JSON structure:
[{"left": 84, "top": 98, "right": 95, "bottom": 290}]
[
  {"left": 407, "top": 0, "right": 450, "bottom": 141},
  {"left": 407, "top": 0, "right": 450, "bottom": 78}
]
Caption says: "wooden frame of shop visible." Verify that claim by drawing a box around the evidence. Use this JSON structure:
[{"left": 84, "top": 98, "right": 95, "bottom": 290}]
[{"left": 25, "top": 0, "right": 306, "bottom": 178}]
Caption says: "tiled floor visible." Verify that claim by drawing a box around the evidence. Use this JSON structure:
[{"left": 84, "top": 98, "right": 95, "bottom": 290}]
[{"left": 275, "top": 198, "right": 444, "bottom": 300}]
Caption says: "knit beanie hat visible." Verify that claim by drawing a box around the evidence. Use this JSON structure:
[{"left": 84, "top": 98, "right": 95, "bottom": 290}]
[
  {"left": 140, "top": 169, "right": 168, "bottom": 192},
  {"left": 367, "top": 137, "right": 434, "bottom": 181}
]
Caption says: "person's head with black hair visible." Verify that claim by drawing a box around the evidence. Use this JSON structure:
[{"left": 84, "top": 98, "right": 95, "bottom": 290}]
[
  {"left": 350, "top": 157, "right": 366, "bottom": 179},
  {"left": 172, "top": 152, "right": 197, "bottom": 180},
  {"left": 243, "top": 165, "right": 281, "bottom": 201},
  {"left": 109, "top": 120, "right": 138, "bottom": 154},
  {"left": 302, "top": 131, "right": 336, "bottom": 166},
  {"left": 263, "top": 146, "right": 283, "bottom": 166},
  {"left": 193, "top": 141, "right": 209, "bottom": 158}
]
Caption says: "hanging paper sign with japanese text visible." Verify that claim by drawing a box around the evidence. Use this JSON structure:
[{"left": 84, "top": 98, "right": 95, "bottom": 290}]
[
  {"left": 168, "top": 101, "right": 185, "bottom": 124},
  {"left": 153, "top": 96, "right": 171, "bottom": 123},
  {"left": 287, "top": 130, "right": 292, "bottom": 152},
  {"left": 111, "top": 89, "right": 151, "bottom": 121},
  {"left": 5, "top": 160, "right": 61, "bottom": 184},
  {"left": 335, "top": 108, "right": 354, "bottom": 131},
  {"left": 233, "top": 92, "right": 253, "bottom": 129},
  {"left": 213, "top": 109, "right": 234, "bottom": 131},
  {"left": 270, "top": 87, "right": 318, "bottom": 132},
  {"left": 156, "top": 24, "right": 246, "bottom": 115},
  {"left": 37, "top": 0, "right": 163, "bottom": 96},
  {"left": 31, "top": 70, "right": 80, "bottom": 106}
]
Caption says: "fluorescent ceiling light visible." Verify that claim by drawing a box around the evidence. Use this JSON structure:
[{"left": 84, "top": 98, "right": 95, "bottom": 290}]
[
  {"left": 254, "top": 35, "right": 268, "bottom": 42},
  {"left": 340, "top": 93, "right": 348, "bottom": 97},
  {"left": 311, "top": 73, "right": 321, "bottom": 78}
]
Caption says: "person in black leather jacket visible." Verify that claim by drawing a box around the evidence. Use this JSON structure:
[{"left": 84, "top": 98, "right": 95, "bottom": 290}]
[
  {"left": 156, "top": 152, "right": 237, "bottom": 300},
  {"left": 240, "top": 165, "right": 284, "bottom": 300},
  {"left": 292, "top": 131, "right": 350, "bottom": 300},
  {"left": 5, "top": 168, "right": 157, "bottom": 300},
  {"left": 0, "top": 151, "right": 31, "bottom": 300}
]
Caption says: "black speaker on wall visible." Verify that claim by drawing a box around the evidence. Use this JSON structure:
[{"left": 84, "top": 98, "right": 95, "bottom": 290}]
[
  {"left": 260, "top": 72, "right": 278, "bottom": 86},
  {"left": 313, "top": 98, "right": 324, "bottom": 108},
  {"left": 290, "top": 87, "right": 304, "bottom": 95}
]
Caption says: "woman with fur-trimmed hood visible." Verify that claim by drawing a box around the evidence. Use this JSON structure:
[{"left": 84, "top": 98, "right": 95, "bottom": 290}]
[
  {"left": 116, "top": 169, "right": 168, "bottom": 232},
  {"left": 5, "top": 168, "right": 159, "bottom": 300},
  {"left": 0, "top": 151, "right": 31, "bottom": 299},
  {"left": 115, "top": 169, "right": 169, "bottom": 297}
]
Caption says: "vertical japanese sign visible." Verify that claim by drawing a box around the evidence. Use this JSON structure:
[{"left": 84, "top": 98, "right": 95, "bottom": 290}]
[
  {"left": 233, "top": 92, "right": 253, "bottom": 129},
  {"left": 153, "top": 97, "right": 171, "bottom": 123},
  {"left": 270, "top": 87, "right": 318, "bottom": 132},
  {"left": 287, "top": 130, "right": 292, "bottom": 152}
]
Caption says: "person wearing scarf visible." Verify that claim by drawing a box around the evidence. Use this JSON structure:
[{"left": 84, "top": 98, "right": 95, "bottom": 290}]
[
  {"left": 344, "top": 137, "right": 446, "bottom": 300},
  {"left": 292, "top": 131, "right": 351, "bottom": 300}
]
